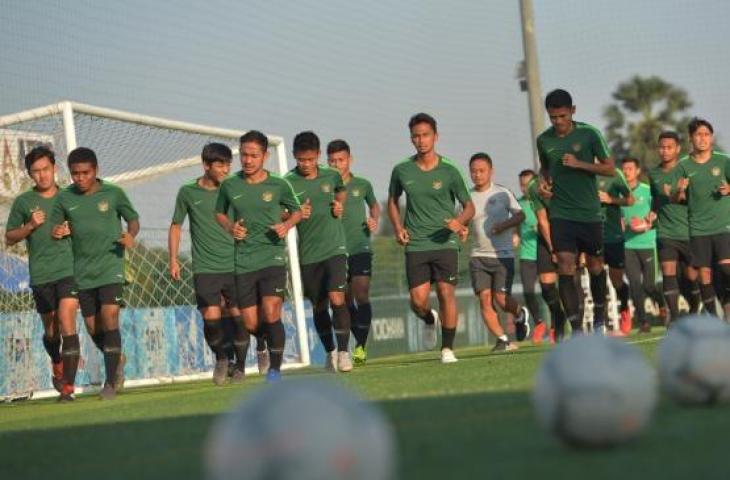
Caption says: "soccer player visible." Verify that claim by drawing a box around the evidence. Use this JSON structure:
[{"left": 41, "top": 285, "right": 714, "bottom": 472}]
[
  {"left": 285, "top": 131, "right": 353, "bottom": 372},
  {"left": 51, "top": 147, "right": 139, "bottom": 400},
  {"left": 326, "top": 139, "right": 380, "bottom": 365},
  {"left": 675, "top": 118, "right": 730, "bottom": 320},
  {"left": 5, "top": 146, "right": 80, "bottom": 401},
  {"left": 596, "top": 166, "right": 633, "bottom": 333},
  {"left": 622, "top": 158, "right": 666, "bottom": 331},
  {"left": 216, "top": 131, "right": 302, "bottom": 382},
  {"left": 537, "top": 89, "right": 615, "bottom": 335},
  {"left": 516, "top": 169, "right": 547, "bottom": 343},
  {"left": 169, "top": 143, "right": 245, "bottom": 385},
  {"left": 649, "top": 131, "right": 700, "bottom": 323},
  {"left": 387, "top": 113, "right": 474, "bottom": 363},
  {"left": 467, "top": 153, "right": 528, "bottom": 352}
]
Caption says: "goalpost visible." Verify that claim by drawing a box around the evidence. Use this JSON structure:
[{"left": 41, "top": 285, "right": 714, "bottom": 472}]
[{"left": 0, "top": 101, "right": 310, "bottom": 400}]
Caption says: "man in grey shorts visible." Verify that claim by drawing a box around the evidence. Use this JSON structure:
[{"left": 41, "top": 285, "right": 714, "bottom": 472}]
[{"left": 465, "top": 153, "right": 530, "bottom": 352}]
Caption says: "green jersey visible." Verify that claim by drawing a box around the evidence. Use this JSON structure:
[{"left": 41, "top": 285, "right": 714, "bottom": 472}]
[
  {"left": 50, "top": 180, "right": 139, "bottom": 290},
  {"left": 284, "top": 166, "right": 346, "bottom": 265},
  {"left": 216, "top": 171, "right": 301, "bottom": 273},
  {"left": 172, "top": 179, "right": 234, "bottom": 274},
  {"left": 597, "top": 168, "right": 631, "bottom": 244},
  {"left": 622, "top": 182, "right": 655, "bottom": 250},
  {"left": 537, "top": 122, "right": 612, "bottom": 223},
  {"left": 6, "top": 188, "right": 74, "bottom": 286},
  {"left": 525, "top": 176, "right": 550, "bottom": 213},
  {"left": 675, "top": 152, "right": 730, "bottom": 236},
  {"left": 388, "top": 156, "right": 471, "bottom": 252},
  {"left": 342, "top": 174, "right": 377, "bottom": 256},
  {"left": 648, "top": 164, "right": 688, "bottom": 240},
  {"left": 518, "top": 196, "right": 537, "bottom": 261}
]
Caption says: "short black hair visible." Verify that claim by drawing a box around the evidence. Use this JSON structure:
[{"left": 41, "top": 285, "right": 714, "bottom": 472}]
[
  {"left": 519, "top": 169, "right": 536, "bottom": 178},
  {"left": 24, "top": 145, "right": 55, "bottom": 171},
  {"left": 326, "top": 139, "right": 350, "bottom": 156},
  {"left": 469, "top": 152, "right": 492, "bottom": 167},
  {"left": 201, "top": 143, "right": 232, "bottom": 164},
  {"left": 408, "top": 113, "right": 437, "bottom": 133},
  {"left": 293, "top": 131, "right": 320, "bottom": 154},
  {"left": 688, "top": 117, "right": 714, "bottom": 135},
  {"left": 622, "top": 157, "right": 640, "bottom": 168},
  {"left": 545, "top": 89, "right": 573, "bottom": 109},
  {"left": 658, "top": 131, "right": 680, "bottom": 143},
  {"left": 67, "top": 147, "right": 98, "bottom": 168},
  {"left": 239, "top": 130, "right": 268, "bottom": 152}
]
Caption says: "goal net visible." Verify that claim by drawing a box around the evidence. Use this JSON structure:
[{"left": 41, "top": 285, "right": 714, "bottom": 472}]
[{"left": 0, "top": 101, "right": 310, "bottom": 400}]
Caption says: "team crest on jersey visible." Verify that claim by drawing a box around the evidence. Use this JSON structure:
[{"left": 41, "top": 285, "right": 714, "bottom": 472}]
[
  {"left": 712, "top": 167, "right": 721, "bottom": 177},
  {"left": 352, "top": 188, "right": 361, "bottom": 197},
  {"left": 432, "top": 180, "right": 443, "bottom": 190},
  {"left": 262, "top": 191, "right": 273, "bottom": 202},
  {"left": 97, "top": 200, "right": 109, "bottom": 213},
  {"left": 599, "top": 181, "right": 606, "bottom": 189},
  {"left": 321, "top": 183, "right": 331, "bottom": 193},
  {"left": 572, "top": 143, "right": 582, "bottom": 152}
]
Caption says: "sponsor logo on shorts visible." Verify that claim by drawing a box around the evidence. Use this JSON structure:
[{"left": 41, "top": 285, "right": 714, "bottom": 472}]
[
  {"left": 712, "top": 167, "right": 721, "bottom": 177},
  {"left": 97, "top": 201, "right": 109, "bottom": 213},
  {"left": 432, "top": 180, "right": 443, "bottom": 190},
  {"left": 321, "top": 183, "right": 331, "bottom": 193},
  {"left": 448, "top": 275, "right": 456, "bottom": 281},
  {"left": 114, "top": 296, "right": 123, "bottom": 302},
  {"left": 275, "top": 288, "right": 285, "bottom": 293},
  {"left": 337, "top": 284, "right": 346, "bottom": 289},
  {"left": 262, "top": 191, "right": 273, "bottom": 202},
  {"left": 362, "top": 269, "right": 370, "bottom": 274}
]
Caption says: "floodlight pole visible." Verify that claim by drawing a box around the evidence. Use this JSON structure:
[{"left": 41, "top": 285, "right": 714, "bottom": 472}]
[{"left": 519, "top": 0, "right": 544, "bottom": 171}]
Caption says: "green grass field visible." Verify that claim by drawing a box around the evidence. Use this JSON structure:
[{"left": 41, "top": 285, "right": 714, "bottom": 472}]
[{"left": 1, "top": 332, "right": 727, "bottom": 480}]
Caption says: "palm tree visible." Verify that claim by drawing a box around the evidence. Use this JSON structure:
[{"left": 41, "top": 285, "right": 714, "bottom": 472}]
[{"left": 603, "top": 76, "right": 692, "bottom": 169}]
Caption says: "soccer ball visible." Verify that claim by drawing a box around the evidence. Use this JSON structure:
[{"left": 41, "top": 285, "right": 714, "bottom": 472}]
[
  {"left": 204, "top": 379, "right": 397, "bottom": 480},
  {"left": 657, "top": 314, "right": 730, "bottom": 405},
  {"left": 532, "top": 335, "right": 657, "bottom": 447}
]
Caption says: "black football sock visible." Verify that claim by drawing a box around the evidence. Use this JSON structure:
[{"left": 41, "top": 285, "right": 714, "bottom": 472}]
[
  {"left": 617, "top": 282, "right": 630, "bottom": 312},
  {"left": 354, "top": 303, "right": 372, "bottom": 347},
  {"left": 203, "top": 319, "right": 227, "bottom": 360},
  {"left": 103, "top": 329, "right": 122, "bottom": 387},
  {"left": 313, "top": 309, "right": 335, "bottom": 352},
  {"left": 91, "top": 332, "right": 105, "bottom": 353},
  {"left": 590, "top": 270, "right": 608, "bottom": 329},
  {"left": 43, "top": 334, "right": 62, "bottom": 364},
  {"left": 348, "top": 302, "right": 359, "bottom": 337},
  {"left": 688, "top": 280, "right": 702, "bottom": 314},
  {"left": 61, "top": 334, "right": 80, "bottom": 388},
  {"left": 331, "top": 304, "right": 351, "bottom": 352},
  {"left": 266, "top": 320, "right": 285, "bottom": 371},
  {"left": 540, "top": 282, "right": 565, "bottom": 335},
  {"left": 441, "top": 326, "right": 456, "bottom": 350},
  {"left": 559, "top": 274, "right": 582, "bottom": 334},
  {"left": 220, "top": 316, "right": 237, "bottom": 362},
  {"left": 232, "top": 318, "right": 251, "bottom": 367},
  {"left": 255, "top": 330, "right": 267, "bottom": 353},
  {"left": 699, "top": 283, "right": 718, "bottom": 316},
  {"left": 663, "top": 275, "right": 680, "bottom": 322}
]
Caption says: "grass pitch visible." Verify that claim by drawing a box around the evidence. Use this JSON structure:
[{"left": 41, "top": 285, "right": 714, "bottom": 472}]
[{"left": 1, "top": 332, "right": 727, "bottom": 479}]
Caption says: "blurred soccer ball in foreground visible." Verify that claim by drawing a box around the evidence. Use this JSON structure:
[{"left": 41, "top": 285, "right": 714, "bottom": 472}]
[
  {"left": 533, "top": 335, "right": 657, "bottom": 447},
  {"left": 658, "top": 314, "right": 730, "bottom": 405},
  {"left": 205, "top": 379, "right": 397, "bottom": 480}
]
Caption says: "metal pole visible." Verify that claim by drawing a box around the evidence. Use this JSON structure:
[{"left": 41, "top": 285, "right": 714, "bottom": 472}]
[
  {"left": 519, "top": 0, "right": 545, "bottom": 171},
  {"left": 61, "top": 101, "right": 77, "bottom": 154}
]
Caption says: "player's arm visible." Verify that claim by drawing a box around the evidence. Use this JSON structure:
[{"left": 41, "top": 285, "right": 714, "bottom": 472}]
[
  {"left": 168, "top": 189, "right": 188, "bottom": 280},
  {"left": 365, "top": 182, "right": 381, "bottom": 232},
  {"left": 387, "top": 168, "right": 409, "bottom": 245},
  {"left": 50, "top": 196, "right": 71, "bottom": 240},
  {"left": 116, "top": 188, "right": 140, "bottom": 248},
  {"left": 535, "top": 207, "right": 554, "bottom": 253},
  {"left": 672, "top": 166, "right": 689, "bottom": 204},
  {"left": 562, "top": 129, "right": 615, "bottom": 176},
  {"left": 446, "top": 166, "right": 474, "bottom": 234},
  {"left": 5, "top": 199, "right": 41, "bottom": 246},
  {"left": 215, "top": 186, "right": 246, "bottom": 240},
  {"left": 270, "top": 180, "right": 303, "bottom": 239},
  {"left": 491, "top": 190, "right": 524, "bottom": 234}
]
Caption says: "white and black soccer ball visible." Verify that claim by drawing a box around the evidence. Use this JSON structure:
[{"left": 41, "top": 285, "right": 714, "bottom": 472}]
[
  {"left": 657, "top": 314, "right": 730, "bottom": 405},
  {"left": 205, "top": 379, "right": 397, "bottom": 480},
  {"left": 532, "top": 335, "right": 657, "bottom": 447}
]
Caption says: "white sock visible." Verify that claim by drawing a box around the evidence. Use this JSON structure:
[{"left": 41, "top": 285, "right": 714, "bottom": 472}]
[{"left": 498, "top": 334, "right": 509, "bottom": 342}]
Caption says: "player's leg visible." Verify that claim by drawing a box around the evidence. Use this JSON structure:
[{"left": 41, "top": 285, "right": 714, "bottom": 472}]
[
  {"left": 31, "top": 282, "right": 63, "bottom": 391},
  {"left": 624, "top": 249, "right": 649, "bottom": 331},
  {"left": 197, "top": 274, "right": 234, "bottom": 385},
  {"left": 660, "top": 247, "right": 681, "bottom": 323},
  {"left": 639, "top": 249, "right": 665, "bottom": 325},
  {"left": 326, "top": 255, "right": 352, "bottom": 372},
  {"left": 219, "top": 302, "right": 237, "bottom": 375},
  {"left": 605, "top": 242, "right": 630, "bottom": 333},
  {"left": 254, "top": 266, "right": 288, "bottom": 381},
  {"left": 537, "top": 239, "right": 565, "bottom": 341},
  {"left": 406, "top": 251, "right": 438, "bottom": 350},
  {"left": 56, "top": 278, "right": 80, "bottom": 400},
  {"left": 493, "top": 258, "right": 530, "bottom": 341},
  {"left": 679, "top": 253, "right": 701, "bottom": 314},
  {"left": 348, "top": 253, "right": 373, "bottom": 364},
  {"left": 520, "top": 259, "right": 544, "bottom": 343},
  {"left": 712, "top": 233, "right": 730, "bottom": 321},
  {"left": 691, "top": 235, "right": 718, "bottom": 316},
  {"left": 552, "top": 219, "right": 582, "bottom": 334},
  {"left": 432, "top": 249, "right": 459, "bottom": 362},
  {"left": 96, "top": 284, "right": 125, "bottom": 399},
  {"left": 578, "top": 222, "right": 608, "bottom": 332}
]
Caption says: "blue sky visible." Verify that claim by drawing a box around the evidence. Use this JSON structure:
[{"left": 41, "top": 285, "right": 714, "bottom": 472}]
[{"left": 2, "top": 0, "right": 728, "bottom": 228}]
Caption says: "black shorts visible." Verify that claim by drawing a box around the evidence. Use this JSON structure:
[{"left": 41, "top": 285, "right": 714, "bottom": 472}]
[
  {"left": 31, "top": 276, "right": 77, "bottom": 315},
  {"left": 235, "top": 266, "right": 287, "bottom": 308},
  {"left": 536, "top": 237, "right": 557, "bottom": 274},
  {"left": 405, "top": 249, "right": 458, "bottom": 289},
  {"left": 301, "top": 255, "right": 348, "bottom": 303},
  {"left": 551, "top": 218, "right": 603, "bottom": 257},
  {"left": 193, "top": 273, "right": 236, "bottom": 310},
  {"left": 78, "top": 283, "right": 123, "bottom": 318},
  {"left": 657, "top": 238, "right": 692, "bottom": 264},
  {"left": 604, "top": 242, "right": 625, "bottom": 269},
  {"left": 347, "top": 252, "right": 373, "bottom": 278},
  {"left": 469, "top": 257, "right": 514, "bottom": 295},
  {"left": 690, "top": 233, "right": 730, "bottom": 268}
]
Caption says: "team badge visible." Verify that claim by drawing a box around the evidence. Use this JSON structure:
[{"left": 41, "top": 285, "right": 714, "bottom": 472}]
[
  {"left": 572, "top": 143, "right": 582, "bottom": 152},
  {"left": 712, "top": 167, "right": 721, "bottom": 177},
  {"left": 432, "top": 180, "right": 443, "bottom": 190},
  {"left": 599, "top": 181, "right": 606, "bottom": 189},
  {"left": 97, "top": 200, "right": 109, "bottom": 212},
  {"left": 321, "top": 183, "right": 331, "bottom": 193},
  {"left": 262, "top": 191, "right": 273, "bottom": 202},
  {"left": 352, "top": 189, "right": 361, "bottom": 197}
]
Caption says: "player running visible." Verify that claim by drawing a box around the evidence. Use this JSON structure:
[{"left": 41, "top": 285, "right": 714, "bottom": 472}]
[
  {"left": 537, "top": 89, "right": 615, "bottom": 336},
  {"left": 5, "top": 146, "right": 80, "bottom": 401},
  {"left": 326, "top": 139, "right": 380, "bottom": 365},
  {"left": 51, "top": 147, "right": 139, "bottom": 400},
  {"left": 649, "top": 131, "right": 700, "bottom": 323},
  {"left": 674, "top": 118, "right": 730, "bottom": 320},
  {"left": 387, "top": 113, "right": 474, "bottom": 363},
  {"left": 216, "top": 131, "right": 302, "bottom": 382},
  {"left": 466, "top": 153, "right": 528, "bottom": 352},
  {"left": 285, "top": 131, "right": 353, "bottom": 372}
]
